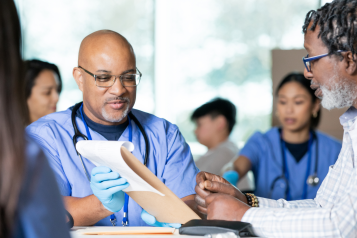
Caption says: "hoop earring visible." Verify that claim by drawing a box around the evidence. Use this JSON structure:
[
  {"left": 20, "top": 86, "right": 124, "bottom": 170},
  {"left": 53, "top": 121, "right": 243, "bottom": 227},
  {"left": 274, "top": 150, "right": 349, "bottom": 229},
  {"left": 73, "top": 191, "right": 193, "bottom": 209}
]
[{"left": 312, "top": 112, "right": 318, "bottom": 118}]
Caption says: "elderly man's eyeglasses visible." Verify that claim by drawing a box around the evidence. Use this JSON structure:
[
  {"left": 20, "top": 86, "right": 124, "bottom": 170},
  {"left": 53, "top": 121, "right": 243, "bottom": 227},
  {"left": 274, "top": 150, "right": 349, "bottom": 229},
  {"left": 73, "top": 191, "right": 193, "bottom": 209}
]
[
  {"left": 302, "top": 50, "right": 346, "bottom": 72},
  {"left": 78, "top": 66, "right": 142, "bottom": 88}
]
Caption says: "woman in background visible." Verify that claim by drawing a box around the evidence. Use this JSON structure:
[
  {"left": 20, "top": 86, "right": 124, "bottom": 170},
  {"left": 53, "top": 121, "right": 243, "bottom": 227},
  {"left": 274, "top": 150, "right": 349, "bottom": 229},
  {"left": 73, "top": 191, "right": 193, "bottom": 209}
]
[
  {"left": 229, "top": 73, "right": 341, "bottom": 200},
  {"left": 25, "top": 59, "right": 61, "bottom": 124},
  {"left": 0, "top": 0, "right": 70, "bottom": 237}
]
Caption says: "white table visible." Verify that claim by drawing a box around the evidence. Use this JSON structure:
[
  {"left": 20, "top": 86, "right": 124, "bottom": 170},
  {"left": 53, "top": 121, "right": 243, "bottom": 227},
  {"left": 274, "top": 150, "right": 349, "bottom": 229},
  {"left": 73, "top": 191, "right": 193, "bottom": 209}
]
[
  {"left": 70, "top": 226, "right": 255, "bottom": 238},
  {"left": 70, "top": 227, "right": 202, "bottom": 238}
]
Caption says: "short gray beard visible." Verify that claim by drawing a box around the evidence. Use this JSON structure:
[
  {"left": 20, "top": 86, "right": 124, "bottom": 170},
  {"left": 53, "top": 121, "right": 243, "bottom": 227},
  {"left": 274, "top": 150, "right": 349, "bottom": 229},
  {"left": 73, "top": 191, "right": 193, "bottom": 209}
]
[
  {"left": 101, "top": 97, "right": 131, "bottom": 123},
  {"left": 319, "top": 65, "right": 357, "bottom": 110}
]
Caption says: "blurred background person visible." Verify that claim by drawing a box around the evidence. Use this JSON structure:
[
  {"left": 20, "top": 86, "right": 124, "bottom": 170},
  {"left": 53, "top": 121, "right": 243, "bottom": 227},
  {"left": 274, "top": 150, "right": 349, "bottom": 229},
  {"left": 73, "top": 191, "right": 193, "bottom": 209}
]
[
  {"left": 25, "top": 59, "right": 62, "bottom": 124},
  {"left": 229, "top": 73, "right": 341, "bottom": 200},
  {"left": 191, "top": 98, "right": 254, "bottom": 191},
  {"left": 192, "top": 98, "right": 237, "bottom": 174},
  {"left": 0, "top": 0, "right": 70, "bottom": 237}
]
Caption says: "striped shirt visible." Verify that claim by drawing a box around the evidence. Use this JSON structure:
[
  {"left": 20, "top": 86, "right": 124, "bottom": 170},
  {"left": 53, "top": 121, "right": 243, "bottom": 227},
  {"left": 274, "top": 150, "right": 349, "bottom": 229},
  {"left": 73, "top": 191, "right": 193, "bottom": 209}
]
[{"left": 241, "top": 107, "right": 357, "bottom": 238}]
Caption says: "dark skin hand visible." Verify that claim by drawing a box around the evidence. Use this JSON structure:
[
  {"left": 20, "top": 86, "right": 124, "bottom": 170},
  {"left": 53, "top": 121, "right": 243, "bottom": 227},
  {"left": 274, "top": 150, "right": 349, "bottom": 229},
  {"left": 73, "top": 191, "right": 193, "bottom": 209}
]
[
  {"left": 206, "top": 193, "right": 251, "bottom": 221},
  {"left": 195, "top": 171, "right": 248, "bottom": 215},
  {"left": 182, "top": 195, "right": 206, "bottom": 219}
]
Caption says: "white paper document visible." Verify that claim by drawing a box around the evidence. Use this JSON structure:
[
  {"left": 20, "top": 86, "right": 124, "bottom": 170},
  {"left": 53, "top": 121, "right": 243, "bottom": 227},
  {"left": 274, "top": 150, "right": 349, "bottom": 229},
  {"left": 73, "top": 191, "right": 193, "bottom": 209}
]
[{"left": 76, "top": 140, "right": 164, "bottom": 196}]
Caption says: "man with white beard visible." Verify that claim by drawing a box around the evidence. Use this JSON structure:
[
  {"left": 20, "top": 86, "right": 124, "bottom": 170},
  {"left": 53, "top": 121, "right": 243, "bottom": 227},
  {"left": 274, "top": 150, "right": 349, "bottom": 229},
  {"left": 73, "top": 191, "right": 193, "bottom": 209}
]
[
  {"left": 312, "top": 67, "right": 357, "bottom": 110},
  {"left": 194, "top": 0, "right": 357, "bottom": 237}
]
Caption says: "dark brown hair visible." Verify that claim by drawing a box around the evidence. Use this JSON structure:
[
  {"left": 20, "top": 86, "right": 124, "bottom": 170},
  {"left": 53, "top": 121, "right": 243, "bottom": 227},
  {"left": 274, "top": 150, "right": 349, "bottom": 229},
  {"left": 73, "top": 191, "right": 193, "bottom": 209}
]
[
  {"left": 0, "top": 0, "right": 27, "bottom": 237},
  {"left": 191, "top": 98, "right": 237, "bottom": 133},
  {"left": 25, "top": 59, "right": 62, "bottom": 99}
]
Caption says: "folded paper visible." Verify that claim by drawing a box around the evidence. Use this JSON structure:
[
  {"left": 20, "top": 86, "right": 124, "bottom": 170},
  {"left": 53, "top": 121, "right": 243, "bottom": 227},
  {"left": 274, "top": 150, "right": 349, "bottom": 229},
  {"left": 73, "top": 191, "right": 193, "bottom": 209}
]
[
  {"left": 76, "top": 140, "right": 163, "bottom": 196},
  {"left": 76, "top": 140, "right": 201, "bottom": 224}
]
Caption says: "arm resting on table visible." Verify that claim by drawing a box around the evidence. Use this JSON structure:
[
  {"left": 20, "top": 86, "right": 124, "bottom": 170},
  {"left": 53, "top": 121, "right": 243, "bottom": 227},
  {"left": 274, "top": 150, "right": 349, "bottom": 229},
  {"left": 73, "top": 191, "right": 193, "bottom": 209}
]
[
  {"left": 258, "top": 196, "right": 319, "bottom": 209},
  {"left": 65, "top": 194, "right": 200, "bottom": 226},
  {"left": 242, "top": 205, "right": 347, "bottom": 237},
  {"left": 243, "top": 190, "right": 357, "bottom": 238},
  {"left": 64, "top": 195, "right": 113, "bottom": 226}
]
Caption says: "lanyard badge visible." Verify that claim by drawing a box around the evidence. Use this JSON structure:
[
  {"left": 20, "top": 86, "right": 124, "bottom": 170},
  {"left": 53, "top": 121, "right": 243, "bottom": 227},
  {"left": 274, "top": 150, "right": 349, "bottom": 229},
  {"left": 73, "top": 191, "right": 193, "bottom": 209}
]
[{"left": 80, "top": 104, "right": 131, "bottom": 226}]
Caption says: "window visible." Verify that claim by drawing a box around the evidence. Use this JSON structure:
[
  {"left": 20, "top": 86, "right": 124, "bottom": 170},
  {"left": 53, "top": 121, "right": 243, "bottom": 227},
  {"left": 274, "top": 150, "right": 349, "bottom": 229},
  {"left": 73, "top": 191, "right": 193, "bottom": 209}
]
[
  {"left": 16, "top": 0, "right": 155, "bottom": 113},
  {"left": 16, "top": 0, "right": 318, "bottom": 158}
]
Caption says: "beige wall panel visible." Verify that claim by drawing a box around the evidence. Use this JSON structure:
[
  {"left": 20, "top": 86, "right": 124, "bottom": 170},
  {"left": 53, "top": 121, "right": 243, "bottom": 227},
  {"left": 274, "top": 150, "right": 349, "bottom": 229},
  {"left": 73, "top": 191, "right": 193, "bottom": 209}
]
[{"left": 271, "top": 49, "right": 345, "bottom": 141}]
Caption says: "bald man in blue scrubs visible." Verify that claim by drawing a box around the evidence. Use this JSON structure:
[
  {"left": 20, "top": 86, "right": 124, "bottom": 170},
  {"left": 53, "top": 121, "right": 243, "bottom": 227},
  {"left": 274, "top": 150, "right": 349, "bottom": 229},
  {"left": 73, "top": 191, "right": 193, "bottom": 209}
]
[{"left": 27, "top": 30, "right": 199, "bottom": 227}]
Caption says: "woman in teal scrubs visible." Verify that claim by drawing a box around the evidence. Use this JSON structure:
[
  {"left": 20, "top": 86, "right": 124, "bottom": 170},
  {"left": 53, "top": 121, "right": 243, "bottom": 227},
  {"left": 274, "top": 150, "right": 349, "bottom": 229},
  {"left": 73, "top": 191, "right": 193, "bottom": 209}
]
[{"left": 228, "top": 73, "right": 341, "bottom": 200}]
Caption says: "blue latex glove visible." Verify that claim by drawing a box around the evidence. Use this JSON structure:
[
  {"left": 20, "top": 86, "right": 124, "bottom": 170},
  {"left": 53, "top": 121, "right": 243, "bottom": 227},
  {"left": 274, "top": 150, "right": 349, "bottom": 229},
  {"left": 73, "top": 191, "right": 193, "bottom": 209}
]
[
  {"left": 141, "top": 210, "right": 181, "bottom": 228},
  {"left": 90, "top": 166, "right": 129, "bottom": 212},
  {"left": 222, "top": 170, "right": 239, "bottom": 185}
]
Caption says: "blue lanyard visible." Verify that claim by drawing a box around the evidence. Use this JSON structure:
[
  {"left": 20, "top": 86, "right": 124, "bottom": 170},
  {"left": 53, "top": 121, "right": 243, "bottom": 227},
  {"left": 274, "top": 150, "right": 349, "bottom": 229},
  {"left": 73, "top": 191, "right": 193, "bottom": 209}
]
[
  {"left": 281, "top": 132, "right": 313, "bottom": 200},
  {"left": 80, "top": 104, "right": 130, "bottom": 226}
]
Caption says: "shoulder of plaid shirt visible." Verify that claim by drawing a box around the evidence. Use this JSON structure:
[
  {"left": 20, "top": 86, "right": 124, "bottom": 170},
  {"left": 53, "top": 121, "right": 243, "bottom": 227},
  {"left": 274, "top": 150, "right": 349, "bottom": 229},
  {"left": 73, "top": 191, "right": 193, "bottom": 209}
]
[{"left": 241, "top": 106, "right": 357, "bottom": 238}]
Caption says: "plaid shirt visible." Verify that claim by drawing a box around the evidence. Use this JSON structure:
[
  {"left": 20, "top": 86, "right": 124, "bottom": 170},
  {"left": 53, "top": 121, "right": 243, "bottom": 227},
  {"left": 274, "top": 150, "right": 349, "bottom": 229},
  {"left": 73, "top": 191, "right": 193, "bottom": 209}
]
[{"left": 242, "top": 107, "right": 357, "bottom": 238}]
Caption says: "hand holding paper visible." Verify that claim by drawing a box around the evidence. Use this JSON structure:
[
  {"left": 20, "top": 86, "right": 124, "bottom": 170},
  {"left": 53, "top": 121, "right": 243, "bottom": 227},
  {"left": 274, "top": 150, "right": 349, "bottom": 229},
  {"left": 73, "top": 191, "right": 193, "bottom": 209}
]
[
  {"left": 77, "top": 141, "right": 163, "bottom": 196},
  {"left": 76, "top": 140, "right": 201, "bottom": 224},
  {"left": 90, "top": 166, "right": 129, "bottom": 212}
]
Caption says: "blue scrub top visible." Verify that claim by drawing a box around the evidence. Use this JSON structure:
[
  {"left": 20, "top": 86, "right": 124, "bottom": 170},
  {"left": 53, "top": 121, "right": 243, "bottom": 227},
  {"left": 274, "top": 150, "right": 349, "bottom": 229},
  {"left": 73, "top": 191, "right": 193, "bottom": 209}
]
[
  {"left": 26, "top": 107, "right": 199, "bottom": 226},
  {"left": 13, "top": 138, "right": 70, "bottom": 238},
  {"left": 239, "top": 127, "right": 342, "bottom": 200}
]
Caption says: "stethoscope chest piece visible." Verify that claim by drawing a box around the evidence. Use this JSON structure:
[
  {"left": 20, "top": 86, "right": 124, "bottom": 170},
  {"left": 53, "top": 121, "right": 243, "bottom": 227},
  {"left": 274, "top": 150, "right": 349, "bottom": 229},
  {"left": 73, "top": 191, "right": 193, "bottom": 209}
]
[
  {"left": 307, "top": 174, "right": 319, "bottom": 186},
  {"left": 71, "top": 102, "right": 150, "bottom": 227}
]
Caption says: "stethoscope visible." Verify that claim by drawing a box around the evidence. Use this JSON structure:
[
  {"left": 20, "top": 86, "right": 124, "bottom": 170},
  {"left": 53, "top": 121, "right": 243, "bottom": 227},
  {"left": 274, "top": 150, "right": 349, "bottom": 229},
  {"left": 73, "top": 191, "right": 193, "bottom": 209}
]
[
  {"left": 71, "top": 102, "right": 150, "bottom": 226},
  {"left": 267, "top": 129, "right": 320, "bottom": 200}
]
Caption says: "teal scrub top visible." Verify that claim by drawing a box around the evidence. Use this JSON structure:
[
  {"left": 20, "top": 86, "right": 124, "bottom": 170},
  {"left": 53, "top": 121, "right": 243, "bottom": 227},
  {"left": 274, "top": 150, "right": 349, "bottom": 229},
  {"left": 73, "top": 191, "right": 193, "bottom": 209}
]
[{"left": 239, "top": 127, "right": 342, "bottom": 200}]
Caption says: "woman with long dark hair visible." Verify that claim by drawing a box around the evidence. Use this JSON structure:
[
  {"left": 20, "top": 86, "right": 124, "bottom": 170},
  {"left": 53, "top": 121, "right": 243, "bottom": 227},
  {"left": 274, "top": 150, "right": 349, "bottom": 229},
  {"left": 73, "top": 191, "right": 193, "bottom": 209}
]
[
  {"left": 227, "top": 73, "right": 342, "bottom": 200},
  {"left": 0, "top": 0, "right": 70, "bottom": 237},
  {"left": 25, "top": 59, "right": 62, "bottom": 124}
]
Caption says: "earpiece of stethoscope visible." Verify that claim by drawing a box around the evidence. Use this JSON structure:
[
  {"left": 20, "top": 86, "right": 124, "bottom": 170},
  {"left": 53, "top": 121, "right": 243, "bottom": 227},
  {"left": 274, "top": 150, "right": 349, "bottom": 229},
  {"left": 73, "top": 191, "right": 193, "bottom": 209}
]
[{"left": 307, "top": 174, "right": 320, "bottom": 186}]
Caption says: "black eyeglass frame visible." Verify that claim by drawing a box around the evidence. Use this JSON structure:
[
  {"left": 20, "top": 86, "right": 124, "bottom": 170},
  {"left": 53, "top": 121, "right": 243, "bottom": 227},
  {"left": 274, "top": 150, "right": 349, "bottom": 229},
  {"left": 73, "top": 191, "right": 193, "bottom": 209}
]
[{"left": 78, "top": 65, "right": 142, "bottom": 88}]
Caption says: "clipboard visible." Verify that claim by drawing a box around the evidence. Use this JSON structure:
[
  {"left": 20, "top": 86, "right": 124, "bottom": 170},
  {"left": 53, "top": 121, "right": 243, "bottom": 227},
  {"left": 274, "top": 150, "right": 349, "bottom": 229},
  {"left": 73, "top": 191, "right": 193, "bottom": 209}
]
[
  {"left": 76, "top": 140, "right": 200, "bottom": 224},
  {"left": 120, "top": 147, "right": 200, "bottom": 224}
]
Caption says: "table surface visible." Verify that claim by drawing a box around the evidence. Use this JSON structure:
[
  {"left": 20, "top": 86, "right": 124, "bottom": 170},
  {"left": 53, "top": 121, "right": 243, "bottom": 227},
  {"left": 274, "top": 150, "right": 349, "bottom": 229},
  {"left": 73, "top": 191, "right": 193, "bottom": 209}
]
[
  {"left": 70, "top": 226, "right": 256, "bottom": 238},
  {"left": 70, "top": 227, "right": 202, "bottom": 238}
]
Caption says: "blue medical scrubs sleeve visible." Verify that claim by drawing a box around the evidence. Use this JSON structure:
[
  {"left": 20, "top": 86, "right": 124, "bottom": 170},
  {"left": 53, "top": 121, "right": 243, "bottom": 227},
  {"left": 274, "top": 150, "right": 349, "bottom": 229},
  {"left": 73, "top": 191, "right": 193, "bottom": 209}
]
[
  {"left": 239, "top": 132, "right": 263, "bottom": 169},
  {"left": 26, "top": 124, "right": 71, "bottom": 196},
  {"left": 14, "top": 139, "right": 70, "bottom": 238},
  {"left": 162, "top": 125, "right": 199, "bottom": 199}
]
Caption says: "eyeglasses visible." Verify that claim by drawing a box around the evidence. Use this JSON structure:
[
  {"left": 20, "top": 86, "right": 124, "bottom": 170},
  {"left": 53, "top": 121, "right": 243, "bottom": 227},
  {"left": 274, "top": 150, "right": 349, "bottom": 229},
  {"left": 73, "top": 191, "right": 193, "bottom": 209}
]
[
  {"left": 78, "top": 66, "right": 142, "bottom": 88},
  {"left": 302, "top": 50, "right": 346, "bottom": 72}
]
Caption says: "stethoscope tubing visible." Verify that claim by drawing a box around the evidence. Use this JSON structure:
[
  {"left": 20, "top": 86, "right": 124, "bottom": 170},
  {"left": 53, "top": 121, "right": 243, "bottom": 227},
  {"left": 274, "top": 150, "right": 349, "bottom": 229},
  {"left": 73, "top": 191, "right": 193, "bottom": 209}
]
[
  {"left": 72, "top": 102, "right": 149, "bottom": 166},
  {"left": 71, "top": 102, "right": 149, "bottom": 226},
  {"left": 265, "top": 129, "right": 319, "bottom": 200},
  {"left": 281, "top": 131, "right": 313, "bottom": 200}
]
